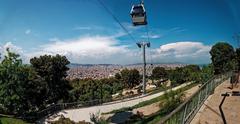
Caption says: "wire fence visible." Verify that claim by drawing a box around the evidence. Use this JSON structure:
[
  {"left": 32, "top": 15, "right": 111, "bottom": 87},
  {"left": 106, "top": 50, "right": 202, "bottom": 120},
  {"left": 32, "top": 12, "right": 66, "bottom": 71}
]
[{"left": 158, "top": 72, "right": 233, "bottom": 124}]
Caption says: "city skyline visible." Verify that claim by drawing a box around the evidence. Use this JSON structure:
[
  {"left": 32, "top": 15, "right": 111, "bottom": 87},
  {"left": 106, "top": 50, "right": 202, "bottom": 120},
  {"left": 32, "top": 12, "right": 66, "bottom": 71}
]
[{"left": 0, "top": 0, "right": 239, "bottom": 64}]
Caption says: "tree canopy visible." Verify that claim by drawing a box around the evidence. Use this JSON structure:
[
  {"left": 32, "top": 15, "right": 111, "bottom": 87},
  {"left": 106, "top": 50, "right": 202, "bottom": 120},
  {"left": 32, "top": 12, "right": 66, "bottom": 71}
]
[
  {"left": 152, "top": 67, "right": 167, "bottom": 80},
  {"left": 69, "top": 78, "right": 123, "bottom": 102},
  {"left": 210, "top": 42, "right": 235, "bottom": 74},
  {"left": 30, "top": 54, "right": 71, "bottom": 103},
  {"left": 235, "top": 48, "right": 240, "bottom": 71},
  {"left": 119, "top": 69, "right": 141, "bottom": 88},
  {"left": 0, "top": 49, "right": 46, "bottom": 115}
]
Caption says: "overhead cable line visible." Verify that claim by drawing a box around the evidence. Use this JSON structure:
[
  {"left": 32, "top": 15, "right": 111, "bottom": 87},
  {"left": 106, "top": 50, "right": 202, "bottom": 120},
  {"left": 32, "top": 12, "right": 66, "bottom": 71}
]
[{"left": 96, "top": 0, "right": 137, "bottom": 43}]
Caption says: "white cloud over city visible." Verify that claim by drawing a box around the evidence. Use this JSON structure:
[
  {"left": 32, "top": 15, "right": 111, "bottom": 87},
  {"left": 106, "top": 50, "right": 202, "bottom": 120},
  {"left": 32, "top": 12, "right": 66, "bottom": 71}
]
[
  {"left": 0, "top": 42, "right": 23, "bottom": 56},
  {"left": 0, "top": 37, "right": 211, "bottom": 64},
  {"left": 152, "top": 42, "right": 211, "bottom": 64}
]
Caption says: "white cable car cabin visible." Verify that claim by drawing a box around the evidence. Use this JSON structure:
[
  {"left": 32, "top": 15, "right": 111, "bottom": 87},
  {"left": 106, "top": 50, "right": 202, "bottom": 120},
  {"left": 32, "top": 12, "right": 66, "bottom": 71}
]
[{"left": 130, "top": 4, "right": 147, "bottom": 26}]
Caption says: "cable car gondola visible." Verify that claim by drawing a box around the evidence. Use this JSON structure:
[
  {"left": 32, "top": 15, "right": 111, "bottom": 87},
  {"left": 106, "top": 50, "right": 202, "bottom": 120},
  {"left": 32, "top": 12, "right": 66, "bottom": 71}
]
[{"left": 130, "top": 3, "right": 147, "bottom": 26}]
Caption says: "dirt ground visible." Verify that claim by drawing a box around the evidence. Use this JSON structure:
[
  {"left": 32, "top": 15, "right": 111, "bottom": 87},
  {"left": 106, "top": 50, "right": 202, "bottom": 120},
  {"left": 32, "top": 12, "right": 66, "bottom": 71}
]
[
  {"left": 132, "top": 101, "right": 163, "bottom": 116},
  {"left": 183, "top": 84, "right": 201, "bottom": 99},
  {"left": 191, "top": 79, "right": 240, "bottom": 124}
]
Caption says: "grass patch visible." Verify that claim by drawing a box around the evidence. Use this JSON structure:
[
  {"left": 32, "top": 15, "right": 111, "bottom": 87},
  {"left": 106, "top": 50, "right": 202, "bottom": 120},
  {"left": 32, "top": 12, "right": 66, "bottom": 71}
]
[
  {"left": 0, "top": 116, "right": 29, "bottom": 124},
  {"left": 133, "top": 95, "right": 165, "bottom": 109},
  {"left": 127, "top": 89, "right": 184, "bottom": 124},
  {"left": 146, "top": 86, "right": 165, "bottom": 95},
  {"left": 133, "top": 83, "right": 197, "bottom": 109},
  {"left": 134, "top": 83, "right": 198, "bottom": 124},
  {"left": 103, "top": 107, "right": 133, "bottom": 114}
]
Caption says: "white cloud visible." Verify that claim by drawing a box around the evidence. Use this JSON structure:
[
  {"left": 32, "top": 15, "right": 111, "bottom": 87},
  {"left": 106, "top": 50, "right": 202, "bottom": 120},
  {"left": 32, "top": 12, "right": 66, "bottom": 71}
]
[
  {"left": 153, "top": 42, "right": 211, "bottom": 63},
  {"left": 1, "top": 42, "right": 23, "bottom": 54},
  {"left": 25, "top": 29, "right": 31, "bottom": 34},
  {"left": 141, "top": 34, "right": 162, "bottom": 39},
  {"left": 42, "top": 36, "right": 128, "bottom": 56},
  {"left": 0, "top": 40, "right": 212, "bottom": 64},
  {"left": 73, "top": 26, "right": 92, "bottom": 30},
  {"left": 49, "top": 37, "right": 60, "bottom": 42},
  {"left": 138, "top": 27, "right": 187, "bottom": 40},
  {"left": 72, "top": 26, "right": 105, "bottom": 31},
  {"left": 122, "top": 22, "right": 143, "bottom": 32},
  {"left": 0, "top": 42, "right": 27, "bottom": 62},
  {"left": 26, "top": 36, "right": 140, "bottom": 64},
  {"left": 168, "top": 27, "right": 186, "bottom": 33},
  {"left": 29, "top": 40, "right": 211, "bottom": 64}
]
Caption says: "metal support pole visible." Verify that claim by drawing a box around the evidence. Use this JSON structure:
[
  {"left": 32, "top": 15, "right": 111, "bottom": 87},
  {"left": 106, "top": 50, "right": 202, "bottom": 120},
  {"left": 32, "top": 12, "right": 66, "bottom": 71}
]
[
  {"left": 143, "top": 45, "right": 146, "bottom": 94},
  {"left": 137, "top": 41, "right": 150, "bottom": 95}
]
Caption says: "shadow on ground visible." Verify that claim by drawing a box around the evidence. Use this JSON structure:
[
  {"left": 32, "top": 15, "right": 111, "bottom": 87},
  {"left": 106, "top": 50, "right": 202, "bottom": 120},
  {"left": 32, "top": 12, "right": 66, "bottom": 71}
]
[{"left": 108, "top": 111, "right": 133, "bottom": 124}]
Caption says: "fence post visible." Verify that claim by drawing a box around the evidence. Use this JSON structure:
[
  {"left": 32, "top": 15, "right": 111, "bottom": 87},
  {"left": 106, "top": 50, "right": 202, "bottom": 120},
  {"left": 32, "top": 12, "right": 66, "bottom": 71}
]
[
  {"left": 207, "top": 82, "right": 210, "bottom": 95},
  {"left": 210, "top": 80, "right": 213, "bottom": 93},
  {"left": 197, "top": 91, "right": 201, "bottom": 107},
  {"left": 181, "top": 104, "right": 188, "bottom": 124},
  {"left": 205, "top": 85, "right": 207, "bottom": 99}
]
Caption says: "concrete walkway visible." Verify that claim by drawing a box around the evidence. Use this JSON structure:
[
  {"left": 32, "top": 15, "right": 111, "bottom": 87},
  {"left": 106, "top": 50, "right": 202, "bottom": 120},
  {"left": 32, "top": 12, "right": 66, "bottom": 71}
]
[
  {"left": 45, "top": 82, "right": 192, "bottom": 123},
  {"left": 191, "top": 79, "right": 240, "bottom": 124}
]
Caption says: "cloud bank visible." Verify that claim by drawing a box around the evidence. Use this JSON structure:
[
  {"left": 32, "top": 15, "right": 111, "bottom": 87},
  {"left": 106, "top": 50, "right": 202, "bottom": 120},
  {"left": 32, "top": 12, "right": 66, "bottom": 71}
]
[
  {"left": 153, "top": 42, "right": 211, "bottom": 64},
  {"left": 0, "top": 37, "right": 211, "bottom": 64}
]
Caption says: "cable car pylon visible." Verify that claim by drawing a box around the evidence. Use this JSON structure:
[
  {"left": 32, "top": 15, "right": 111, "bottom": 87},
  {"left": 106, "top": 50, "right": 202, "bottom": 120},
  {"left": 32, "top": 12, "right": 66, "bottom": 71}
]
[
  {"left": 137, "top": 42, "right": 150, "bottom": 95},
  {"left": 131, "top": 0, "right": 150, "bottom": 95}
]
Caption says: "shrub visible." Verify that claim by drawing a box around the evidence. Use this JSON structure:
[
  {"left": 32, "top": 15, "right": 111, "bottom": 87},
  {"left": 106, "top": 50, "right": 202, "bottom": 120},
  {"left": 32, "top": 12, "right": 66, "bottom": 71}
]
[{"left": 50, "top": 115, "right": 91, "bottom": 124}]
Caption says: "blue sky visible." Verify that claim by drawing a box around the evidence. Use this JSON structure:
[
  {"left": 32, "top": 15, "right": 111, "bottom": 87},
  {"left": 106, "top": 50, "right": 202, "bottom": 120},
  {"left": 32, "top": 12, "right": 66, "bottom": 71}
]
[{"left": 0, "top": 0, "right": 239, "bottom": 64}]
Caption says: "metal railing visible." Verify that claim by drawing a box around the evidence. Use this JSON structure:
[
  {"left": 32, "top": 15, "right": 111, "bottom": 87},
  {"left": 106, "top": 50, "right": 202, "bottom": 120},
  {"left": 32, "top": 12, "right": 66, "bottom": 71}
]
[
  {"left": 27, "top": 83, "right": 174, "bottom": 120},
  {"left": 158, "top": 72, "right": 232, "bottom": 124}
]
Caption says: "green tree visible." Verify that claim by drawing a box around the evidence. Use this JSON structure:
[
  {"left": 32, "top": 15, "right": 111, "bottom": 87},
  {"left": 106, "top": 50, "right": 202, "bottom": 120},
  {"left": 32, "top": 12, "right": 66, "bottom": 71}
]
[
  {"left": 30, "top": 54, "right": 70, "bottom": 104},
  {"left": 183, "top": 65, "right": 201, "bottom": 82},
  {"left": 69, "top": 79, "right": 88, "bottom": 102},
  {"left": 0, "top": 49, "right": 46, "bottom": 115},
  {"left": 151, "top": 67, "right": 167, "bottom": 80},
  {"left": 120, "top": 69, "right": 140, "bottom": 88},
  {"left": 115, "top": 73, "right": 121, "bottom": 80},
  {"left": 51, "top": 115, "right": 91, "bottom": 124},
  {"left": 69, "top": 77, "right": 123, "bottom": 102},
  {"left": 210, "top": 42, "right": 235, "bottom": 74},
  {"left": 235, "top": 48, "right": 240, "bottom": 71},
  {"left": 168, "top": 67, "right": 186, "bottom": 86},
  {"left": 200, "top": 64, "right": 214, "bottom": 82}
]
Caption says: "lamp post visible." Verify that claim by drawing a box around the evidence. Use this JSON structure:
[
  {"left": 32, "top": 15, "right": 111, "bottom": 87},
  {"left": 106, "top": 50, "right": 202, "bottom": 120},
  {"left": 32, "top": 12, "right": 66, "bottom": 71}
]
[{"left": 137, "top": 41, "right": 150, "bottom": 95}]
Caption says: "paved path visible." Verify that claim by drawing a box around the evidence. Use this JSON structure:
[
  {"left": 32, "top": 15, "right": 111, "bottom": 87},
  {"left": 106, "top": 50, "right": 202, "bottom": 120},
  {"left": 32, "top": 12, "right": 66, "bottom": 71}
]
[
  {"left": 45, "top": 82, "right": 192, "bottom": 123},
  {"left": 191, "top": 79, "right": 240, "bottom": 124}
]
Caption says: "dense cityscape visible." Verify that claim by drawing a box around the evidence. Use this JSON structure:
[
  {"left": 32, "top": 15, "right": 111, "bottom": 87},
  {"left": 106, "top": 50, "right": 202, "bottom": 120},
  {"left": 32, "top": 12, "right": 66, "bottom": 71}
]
[{"left": 67, "top": 63, "right": 186, "bottom": 79}]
